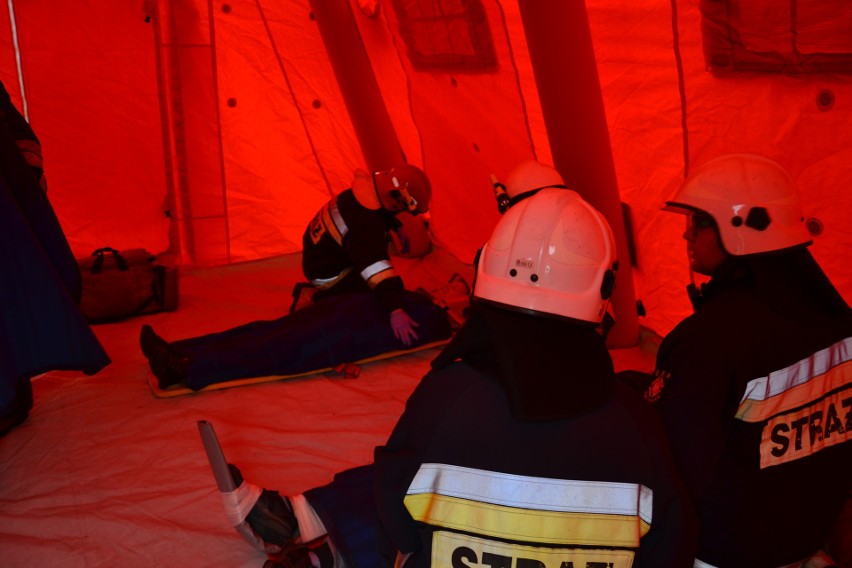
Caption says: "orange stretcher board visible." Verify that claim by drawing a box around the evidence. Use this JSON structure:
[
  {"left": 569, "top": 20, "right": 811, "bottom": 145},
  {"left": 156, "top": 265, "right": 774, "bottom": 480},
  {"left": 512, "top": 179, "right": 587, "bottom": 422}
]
[{"left": 147, "top": 338, "right": 451, "bottom": 398}]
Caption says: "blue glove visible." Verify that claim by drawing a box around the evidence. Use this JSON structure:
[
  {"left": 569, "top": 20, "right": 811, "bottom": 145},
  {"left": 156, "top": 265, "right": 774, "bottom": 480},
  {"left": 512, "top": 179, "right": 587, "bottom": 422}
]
[{"left": 390, "top": 309, "right": 420, "bottom": 346}]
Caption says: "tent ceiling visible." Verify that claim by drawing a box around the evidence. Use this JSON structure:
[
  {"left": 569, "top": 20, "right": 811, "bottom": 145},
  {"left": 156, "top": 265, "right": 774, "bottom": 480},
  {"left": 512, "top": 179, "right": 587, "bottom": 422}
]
[{"left": 1, "top": 0, "right": 849, "bottom": 339}]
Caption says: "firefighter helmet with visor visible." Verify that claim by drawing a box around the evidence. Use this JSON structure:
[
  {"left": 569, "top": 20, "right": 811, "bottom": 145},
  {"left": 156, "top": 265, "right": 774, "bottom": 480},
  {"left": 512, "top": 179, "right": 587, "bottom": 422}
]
[
  {"left": 664, "top": 154, "right": 811, "bottom": 255},
  {"left": 474, "top": 188, "right": 617, "bottom": 325}
]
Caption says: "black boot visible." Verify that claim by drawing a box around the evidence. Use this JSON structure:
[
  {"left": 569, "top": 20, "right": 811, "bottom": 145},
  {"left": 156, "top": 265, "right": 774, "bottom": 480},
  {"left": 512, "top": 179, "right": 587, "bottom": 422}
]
[
  {"left": 229, "top": 464, "right": 300, "bottom": 547},
  {"left": 140, "top": 325, "right": 191, "bottom": 389},
  {"left": 264, "top": 541, "right": 334, "bottom": 568},
  {"left": 263, "top": 546, "right": 313, "bottom": 568}
]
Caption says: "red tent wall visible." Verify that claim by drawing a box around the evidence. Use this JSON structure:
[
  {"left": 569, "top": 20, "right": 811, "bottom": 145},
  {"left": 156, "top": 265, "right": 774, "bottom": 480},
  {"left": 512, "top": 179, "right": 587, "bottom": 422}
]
[
  {"left": 589, "top": 0, "right": 852, "bottom": 334},
  {"left": 0, "top": 2, "right": 170, "bottom": 258},
  {"left": 1, "top": 0, "right": 850, "bottom": 340}
]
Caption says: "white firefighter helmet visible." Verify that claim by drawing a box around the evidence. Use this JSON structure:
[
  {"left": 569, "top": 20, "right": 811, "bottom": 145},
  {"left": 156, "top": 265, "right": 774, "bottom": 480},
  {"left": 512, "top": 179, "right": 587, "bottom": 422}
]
[
  {"left": 474, "top": 187, "right": 617, "bottom": 324},
  {"left": 665, "top": 153, "right": 811, "bottom": 255},
  {"left": 504, "top": 160, "right": 568, "bottom": 199},
  {"left": 373, "top": 164, "right": 431, "bottom": 214}
]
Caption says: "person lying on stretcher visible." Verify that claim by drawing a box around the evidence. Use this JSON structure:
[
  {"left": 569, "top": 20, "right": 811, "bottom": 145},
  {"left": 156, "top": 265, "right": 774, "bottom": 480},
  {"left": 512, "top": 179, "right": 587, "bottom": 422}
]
[{"left": 140, "top": 164, "right": 457, "bottom": 391}]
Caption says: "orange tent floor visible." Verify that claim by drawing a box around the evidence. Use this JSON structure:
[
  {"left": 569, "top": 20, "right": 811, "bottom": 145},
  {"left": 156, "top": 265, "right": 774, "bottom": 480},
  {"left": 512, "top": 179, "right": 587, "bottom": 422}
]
[{"left": 0, "top": 249, "right": 655, "bottom": 567}]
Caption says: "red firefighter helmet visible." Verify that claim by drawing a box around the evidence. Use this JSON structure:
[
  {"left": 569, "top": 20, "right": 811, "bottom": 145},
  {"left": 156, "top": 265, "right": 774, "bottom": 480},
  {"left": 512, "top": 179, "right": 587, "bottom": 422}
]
[{"left": 373, "top": 164, "right": 432, "bottom": 215}]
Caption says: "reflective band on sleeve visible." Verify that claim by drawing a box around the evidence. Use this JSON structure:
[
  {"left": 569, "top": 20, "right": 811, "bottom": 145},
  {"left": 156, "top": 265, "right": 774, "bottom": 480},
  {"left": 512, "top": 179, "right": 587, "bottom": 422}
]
[
  {"left": 361, "top": 260, "right": 394, "bottom": 287},
  {"left": 737, "top": 337, "right": 852, "bottom": 420},
  {"left": 309, "top": 267, "right": 352, "bottom": 291},
  {"left": 737, "top": 362, "right": 852, "bottom": 423},
  {"left": 329, "top": 200, "right": 347, "bottom": 238},
  {"left": 220, "top": 480, "right": 262, "bottom": 526},
  {"left": 405, "top": 463, "right": 651, "bottom": 547},
  {"left": 319, "top": 198, "right": 348, "bottom": 246}
]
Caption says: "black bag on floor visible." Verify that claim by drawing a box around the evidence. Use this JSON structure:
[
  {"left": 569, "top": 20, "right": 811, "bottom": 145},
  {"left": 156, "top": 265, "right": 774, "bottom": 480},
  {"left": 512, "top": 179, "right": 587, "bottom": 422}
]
[{"left": 78, "top": 247, "right": 178, "bottom": 323}]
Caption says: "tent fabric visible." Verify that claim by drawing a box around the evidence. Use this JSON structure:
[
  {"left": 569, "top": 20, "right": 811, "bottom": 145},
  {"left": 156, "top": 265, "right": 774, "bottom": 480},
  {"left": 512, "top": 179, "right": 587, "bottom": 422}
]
[
  {"left": 1, "top": 0, "right": 848, "bottom": 341},
  {"left": 700, "top": 0, "right": 852, "bottom": 74},
  {"left": 2, "top": 0, "right": 851, "bottom": 561},
  {"left": 0, "top": 252, "right": 655, "bottom": 566}
]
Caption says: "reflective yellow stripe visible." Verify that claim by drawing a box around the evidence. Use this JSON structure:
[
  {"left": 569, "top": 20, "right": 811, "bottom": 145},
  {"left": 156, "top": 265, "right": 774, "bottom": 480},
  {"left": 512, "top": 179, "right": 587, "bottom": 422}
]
[
  {"left": 737, "top": 362, "right": 852, "bottom": 422},
  {"left": 736, "top": 337, "right": 852, "bottom": 423},
  {"left": 431, "top": 531, "right": 635, "bottom": 568},
  {"left": 405, "top": 464, "right": 651, "bottom": 547},
  {"left": 405, "top": 493, "right": 648, "bottom": 547},
  {"left": 409, "top": 464, "right": 652, "bottom": 519}
]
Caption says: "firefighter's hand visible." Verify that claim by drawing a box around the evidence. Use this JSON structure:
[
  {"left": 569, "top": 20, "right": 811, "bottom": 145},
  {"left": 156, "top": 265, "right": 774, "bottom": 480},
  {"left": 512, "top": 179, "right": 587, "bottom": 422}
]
[{"left": 390, "top": 309, "right": 420, "bottom": 346}]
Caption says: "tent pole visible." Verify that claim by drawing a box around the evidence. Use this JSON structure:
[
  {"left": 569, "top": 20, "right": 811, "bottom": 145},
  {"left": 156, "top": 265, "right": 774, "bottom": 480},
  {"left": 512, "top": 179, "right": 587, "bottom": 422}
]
[
  {"left": 307, "top": 0, "right": 405, "bottom": 171},
  {"left": 518, "top": 0, "right": 640, "bottom": 347},
  {"left": 150, "top": 0, "right": 192, "bottom": 265},
  {"left": 151, "top": 0, "right": 231, "bottom": 266}
]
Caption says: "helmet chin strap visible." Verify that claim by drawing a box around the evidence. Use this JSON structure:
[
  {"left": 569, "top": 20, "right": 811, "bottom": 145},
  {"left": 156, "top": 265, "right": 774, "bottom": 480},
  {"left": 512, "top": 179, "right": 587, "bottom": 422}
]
[
  {"left": 397, "top": 186, "right": 419, "bottom": 213},
  {"left": 685, "top": 237, "right": 704, "bottom": 310},
  {"left": 679, "top": 214, "right": 702, "bottom": 310},
  {"left": 371, "top": 171, "right": 384, "bottom": 208},
  {"left": 686, "top": 271, "right": 703, "bottom": 310}
]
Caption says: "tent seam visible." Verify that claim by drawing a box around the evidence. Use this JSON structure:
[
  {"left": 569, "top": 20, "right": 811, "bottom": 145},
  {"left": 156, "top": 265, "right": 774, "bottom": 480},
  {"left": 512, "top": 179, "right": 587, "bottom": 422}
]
[
  {"left": 379, "top": 3, "right": 427, "bottom": 169},
  {"left": 494, "top": 0, "right": 539, "bottom": 161},
  {"left": 670, "top": 0, "right": 690, "bottom": 179},
  {"left": 256, "top": 0, "right": 336, "bottom": 198}
]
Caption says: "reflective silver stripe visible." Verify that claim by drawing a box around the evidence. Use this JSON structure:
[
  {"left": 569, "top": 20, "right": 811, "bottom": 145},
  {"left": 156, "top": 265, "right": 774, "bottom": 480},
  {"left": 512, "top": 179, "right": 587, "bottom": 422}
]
[
  {"left": 309, "top": 267, "right": 353, "bottom": 291},
  {"left": 408, "top": 463, "right": 652, "bottom": 521},
  {"left": 329, "top": 199, "right": 348, "bottom": 238},
  {"left": 740, "top": 336, "right": 852, "bottom": 404},
  {"left": 639, "top": 484, "right": 653, "bottom": 526},
  {"left": 361, "top": 260, "right": 393, "bottom": 282},
  {"left": 736, "top": 336, "right": 852, "bottom": 425},
  {"left": 310, "top": 275, "right": 341, "bottom": 287}
]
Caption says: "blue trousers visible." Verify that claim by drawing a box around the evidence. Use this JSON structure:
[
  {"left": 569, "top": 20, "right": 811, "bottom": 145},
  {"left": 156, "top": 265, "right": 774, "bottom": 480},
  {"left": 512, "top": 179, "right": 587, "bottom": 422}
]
[
  {"left": 172, "top": 290, "right": 453, "bottom": 390},
  {"left": 304, "top": 464, "right": 386, "bottom": 568}
]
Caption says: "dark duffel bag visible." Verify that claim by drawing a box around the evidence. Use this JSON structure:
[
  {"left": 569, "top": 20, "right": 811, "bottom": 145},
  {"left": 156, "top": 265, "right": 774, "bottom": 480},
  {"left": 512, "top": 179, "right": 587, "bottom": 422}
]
[{"left": 78, "top": 247, "right": 178, "bottom": 323}]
